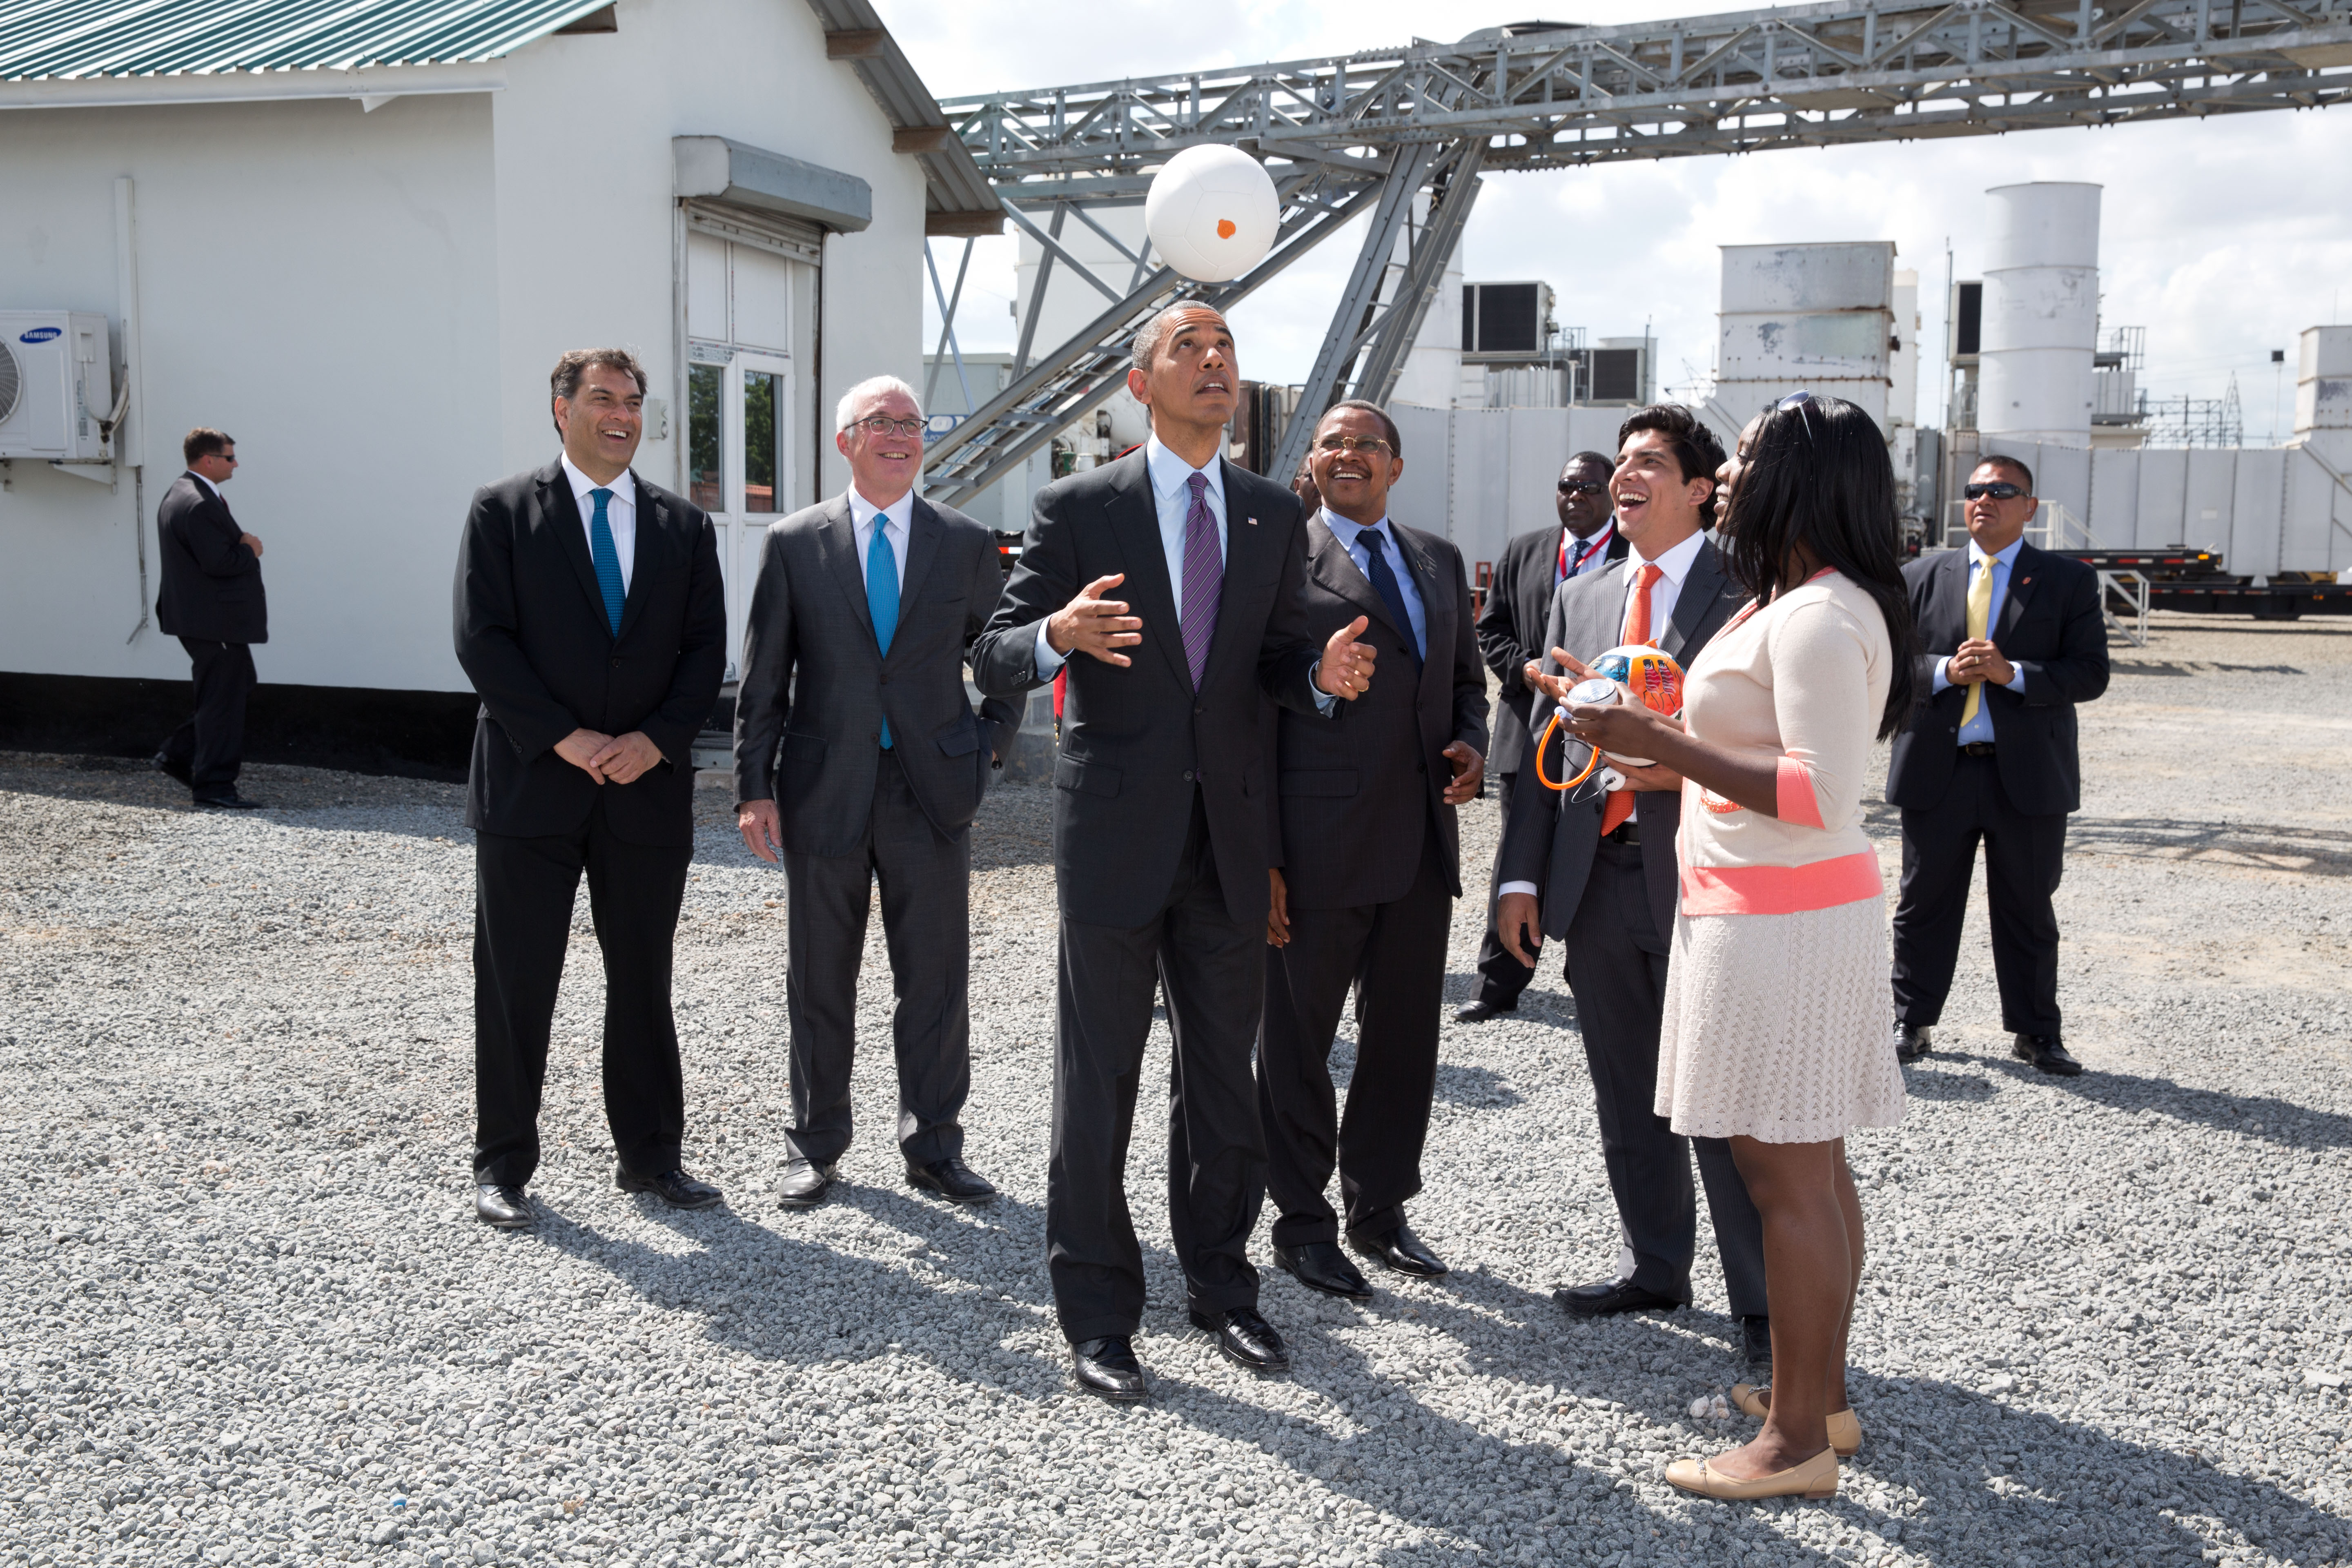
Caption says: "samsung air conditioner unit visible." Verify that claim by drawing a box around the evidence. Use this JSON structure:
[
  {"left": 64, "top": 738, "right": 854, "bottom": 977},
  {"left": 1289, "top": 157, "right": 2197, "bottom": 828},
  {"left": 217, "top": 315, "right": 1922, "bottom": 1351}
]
[{"left": 0, "top": 311, "right": 116, "bottom": 463}]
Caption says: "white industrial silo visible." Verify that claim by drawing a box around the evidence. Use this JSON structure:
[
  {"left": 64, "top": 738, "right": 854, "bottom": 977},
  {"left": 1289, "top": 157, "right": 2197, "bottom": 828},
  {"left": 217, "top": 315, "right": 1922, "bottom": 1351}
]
[
  {"left": 1977, "top": 182, "right": 2100, "bottom": 449},
  {"left": 1714, "top": 242, "right": 1896, "bottom": 434}
]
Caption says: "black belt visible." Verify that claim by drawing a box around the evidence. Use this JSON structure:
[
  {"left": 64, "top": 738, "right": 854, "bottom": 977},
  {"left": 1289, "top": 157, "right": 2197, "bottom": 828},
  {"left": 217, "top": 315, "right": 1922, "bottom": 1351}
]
[
  {"left": 1604, "top": 818, "right": 1641, "bottom": 846},
  {"left": 1960, "top": 742, "right": 1997, "bottom": 757}
]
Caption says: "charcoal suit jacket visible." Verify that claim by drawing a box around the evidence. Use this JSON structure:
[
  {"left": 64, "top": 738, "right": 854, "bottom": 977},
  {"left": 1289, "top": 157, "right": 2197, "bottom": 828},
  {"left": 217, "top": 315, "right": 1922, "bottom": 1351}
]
[{"left": 155, "top": 472, "right": 267, "bottom": 645}]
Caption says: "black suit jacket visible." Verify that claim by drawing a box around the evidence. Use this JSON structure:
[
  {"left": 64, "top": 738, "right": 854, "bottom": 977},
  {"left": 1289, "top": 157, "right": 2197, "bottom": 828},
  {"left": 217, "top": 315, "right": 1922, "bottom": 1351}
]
[
  {"left": 1477, "top": 521, "right": 1624, "bottom": 776},
  {"left": 155, "top": 473, "right": 267, "bottom": 644},
  {"left": 970, "top": 449, "right": 1327, "bottom": 929},
  {"left": 452, "top": 460, "right": 727, "bottom": 847},
  {"left": 1273, "top": 517, "right": 1488, "bottom": 910},
  {"left": 1494, "top": 535, "right": 1747, "bottom": 941},
  {"left": 732, "top": 492, "right": 1021, "bottom": 855},
  {"left": 1885, "top": 543, "right": 2109, "bottom": 817}
]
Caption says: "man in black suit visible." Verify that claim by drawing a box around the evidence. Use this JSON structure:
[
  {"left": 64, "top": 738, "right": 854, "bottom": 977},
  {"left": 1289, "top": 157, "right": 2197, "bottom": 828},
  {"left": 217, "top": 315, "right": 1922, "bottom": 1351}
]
[
  {"left": 1889, "top": 455, "right": 2110, "bottom": 1076},
  {"left": 1459, "top": 450, "right": 1624, "bottom": 1022},
  {"left": 153, "top": 428, "right": 267, "bottom": 809},
  {"left": 734, "top": 374, "right": 1020, "bottom": 1211},
  {"left": 971, "top": 304, "right": 1376, "bottom": 1401},
  {"left": 452, "top": 348, "right": 728, "bottom": 1229},
  {"left": 1491, "top": 405, "right": 1771, "bottom": 1363},
  {"left": 1258, "top": 400, "right": 1488, "bottom": 1301}
]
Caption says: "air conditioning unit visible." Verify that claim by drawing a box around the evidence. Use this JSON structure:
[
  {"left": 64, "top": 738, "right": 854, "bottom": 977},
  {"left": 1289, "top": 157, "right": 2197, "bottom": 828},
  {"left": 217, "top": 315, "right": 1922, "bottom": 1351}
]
[{"left": 0, "top": 311, "right": 115, "bottom": 463}]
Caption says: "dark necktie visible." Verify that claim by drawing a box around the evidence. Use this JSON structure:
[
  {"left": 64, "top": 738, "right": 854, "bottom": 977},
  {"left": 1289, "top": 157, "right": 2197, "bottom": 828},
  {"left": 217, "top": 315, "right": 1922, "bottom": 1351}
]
[
  {"left": 1179, "top": 472, "right": 1222, "bottom": 688},
  {"left": 588, "top": 487, "right": 624, "bottom": 635},
  {"left": 1362, "top": 528, "right": 1422, "bottom": 665}
]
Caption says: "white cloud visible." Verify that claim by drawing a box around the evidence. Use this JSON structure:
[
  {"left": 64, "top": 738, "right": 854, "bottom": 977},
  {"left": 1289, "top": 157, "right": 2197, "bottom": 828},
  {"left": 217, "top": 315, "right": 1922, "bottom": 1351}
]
[{"left": 889, "top": 0, "right": 2352, "bottom": 445}]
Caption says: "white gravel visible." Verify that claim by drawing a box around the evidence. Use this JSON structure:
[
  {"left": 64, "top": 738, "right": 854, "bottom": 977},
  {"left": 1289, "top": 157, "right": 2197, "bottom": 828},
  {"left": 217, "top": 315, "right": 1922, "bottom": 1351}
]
[{"left": 4, "top": 611, "right": 2352, "bottom": 1568}]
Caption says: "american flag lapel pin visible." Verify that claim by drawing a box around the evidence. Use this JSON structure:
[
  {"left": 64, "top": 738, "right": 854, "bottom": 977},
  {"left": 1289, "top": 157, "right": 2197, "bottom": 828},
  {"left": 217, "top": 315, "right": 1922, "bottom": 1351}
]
[{"left": 1248, "top": 515, "right": 1258, "bottom": 526}]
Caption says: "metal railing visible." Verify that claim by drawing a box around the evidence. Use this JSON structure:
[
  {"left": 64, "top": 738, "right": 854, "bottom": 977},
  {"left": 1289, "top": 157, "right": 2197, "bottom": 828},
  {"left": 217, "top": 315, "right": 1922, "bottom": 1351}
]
[{"left": 2096, "top": 570, "right": 2151, "bottom": 648}]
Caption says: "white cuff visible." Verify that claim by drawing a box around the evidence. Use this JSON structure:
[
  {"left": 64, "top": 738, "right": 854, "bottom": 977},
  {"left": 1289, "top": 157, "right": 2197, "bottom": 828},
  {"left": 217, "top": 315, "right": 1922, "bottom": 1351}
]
[
  {"left": 1033, "top": 618, "right": 1069, "bottom": 677},
  {"left": 2003, "top": 663, "right": 2027, "bottom": 694},
  {"left": 1930, "top": 655, "right": 1953, "bottom": 694},
  {"left": 1309, "top": 660, "right": 1338, "bottom": 716},
  {"left": 1498, "top": 880, "right": 1540, "bottom": 900}
]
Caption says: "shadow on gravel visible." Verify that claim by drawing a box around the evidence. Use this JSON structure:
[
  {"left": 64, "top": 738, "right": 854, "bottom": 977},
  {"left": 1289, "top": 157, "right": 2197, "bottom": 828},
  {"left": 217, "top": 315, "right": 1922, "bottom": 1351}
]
[
  {"left": 1900, "top": 1064, "right": 1999, "bottom": 1103},
  {"left": 2062, "top": 816, "right": 2352, "bottom": 876},
  {"left": 1986, "top": 1060, "right": 2352, "bottom": 1152}
]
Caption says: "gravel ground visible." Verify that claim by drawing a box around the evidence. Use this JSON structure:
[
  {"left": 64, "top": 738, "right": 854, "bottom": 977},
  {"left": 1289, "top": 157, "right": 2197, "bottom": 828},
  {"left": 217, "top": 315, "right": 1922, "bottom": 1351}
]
[{"left": 5, "top": 611, "right": 2352, "bottom": 1568}]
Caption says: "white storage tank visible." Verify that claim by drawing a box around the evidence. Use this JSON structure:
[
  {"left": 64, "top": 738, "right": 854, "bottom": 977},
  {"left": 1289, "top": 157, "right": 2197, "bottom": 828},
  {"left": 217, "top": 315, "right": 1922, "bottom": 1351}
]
[
  {"left": 1715, "top": 242, "right": 1895, "bottom": 434},
  {"left": 1978, "top": 183, "right": 2100, "bottom": 449}
]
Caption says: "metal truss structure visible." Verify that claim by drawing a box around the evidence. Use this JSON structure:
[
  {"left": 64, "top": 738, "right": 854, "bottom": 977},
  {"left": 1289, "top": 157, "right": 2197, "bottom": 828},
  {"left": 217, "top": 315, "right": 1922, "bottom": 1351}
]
[{"left": 920, "top": 0, "right": 2352, "bottom": 506}]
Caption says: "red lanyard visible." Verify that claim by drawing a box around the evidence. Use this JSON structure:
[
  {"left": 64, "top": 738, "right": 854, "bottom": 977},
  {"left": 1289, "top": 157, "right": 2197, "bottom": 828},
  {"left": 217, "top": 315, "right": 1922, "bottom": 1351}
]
[{"left": 1561, "top": 526, "right": 1610, "bottom": 580}]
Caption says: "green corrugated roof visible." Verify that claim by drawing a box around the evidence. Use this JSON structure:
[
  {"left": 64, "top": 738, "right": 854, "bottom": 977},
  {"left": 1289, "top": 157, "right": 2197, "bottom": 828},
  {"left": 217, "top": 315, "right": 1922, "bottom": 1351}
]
[{"left": 0, "top": 0, "right": 615, "bottom": 80}]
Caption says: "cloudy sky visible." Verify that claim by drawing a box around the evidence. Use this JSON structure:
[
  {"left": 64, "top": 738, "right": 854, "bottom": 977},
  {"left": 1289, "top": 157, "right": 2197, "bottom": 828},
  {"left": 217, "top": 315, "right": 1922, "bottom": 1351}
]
[{"left": 883, "top": 0, "right": 2352, "bottom": 444}]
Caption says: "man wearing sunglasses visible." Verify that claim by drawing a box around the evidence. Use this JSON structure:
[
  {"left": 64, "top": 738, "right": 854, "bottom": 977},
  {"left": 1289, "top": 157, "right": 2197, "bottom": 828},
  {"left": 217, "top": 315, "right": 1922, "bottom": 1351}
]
[
  {"left": 734, "top": 376, "right": 1023, "bottom": 1212},
  {"left": 153, "top": 428, "right": 267, "bottom": 809},
  {"left": 1460, "top": 451, "right": 1623, "bottom": 1023},
  {"left": 1886, "top": 456, "right": 2110, "bottom": 1077}
]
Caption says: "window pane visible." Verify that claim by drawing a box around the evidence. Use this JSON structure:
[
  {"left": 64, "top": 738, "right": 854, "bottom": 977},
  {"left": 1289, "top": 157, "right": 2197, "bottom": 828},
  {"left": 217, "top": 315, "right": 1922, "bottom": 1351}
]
[
  {"left": 744, "top": 370, "right": 780, "bottom": 514},
  {"left": 688, "top": 363, "right": 724, "bottom": 510}
]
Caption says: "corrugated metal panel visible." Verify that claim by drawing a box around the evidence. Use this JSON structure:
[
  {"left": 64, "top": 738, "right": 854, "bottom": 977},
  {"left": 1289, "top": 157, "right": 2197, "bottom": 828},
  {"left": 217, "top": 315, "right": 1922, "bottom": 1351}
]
[{"left": 0, "top": 0, "right": 612, "bottom": 78}]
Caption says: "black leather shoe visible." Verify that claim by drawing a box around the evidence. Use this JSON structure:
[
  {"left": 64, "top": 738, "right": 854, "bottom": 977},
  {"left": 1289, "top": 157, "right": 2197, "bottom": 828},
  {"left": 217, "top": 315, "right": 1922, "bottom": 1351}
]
[
  {"left": 1553, "top": 1277, "right": 1686, "bottom": 1318},
  {"left": 1894, "top": 1022, "right": 1933, "bottom": 1063},
  {"left": 1741, "top": 1314, "right": 1773, "bottom": 1368},
  {"left": 1349, "top": 1223, "right": 1448, "bottom": 1278},
  {"left": 474, "top": 1184, "right": 534, "bottom": 1228},
  {"left": 907, "top": 1156, "right": 996, "bottom": 1204},
  {"left": 776, "top": 1158, "right": 836, "bottom": 1208},
  {"left": 193, "top": 788, "right": 262, "bottom": 809},
  {"left": 1272, "top": 1241, "right": 1373, "bottom": 1300},
  {"left": 617, "top": 1165, "right": 723, "bottom": 1209},
  {"left": 151, "top": 750, "right": 191, "bottom": 786},
  {"left": 1071, "top": 1336, "right": 1147, "bottom": 1402},
  {"left": 1454, "top": 999, "right": 1517, "bottom": 1023},
  {"left": 1189, "top": 1306, "right": 1292, "bottom": 1374},
  {"left": 2013, "top": 1034, "right": 2083, "bottom": 1076}
]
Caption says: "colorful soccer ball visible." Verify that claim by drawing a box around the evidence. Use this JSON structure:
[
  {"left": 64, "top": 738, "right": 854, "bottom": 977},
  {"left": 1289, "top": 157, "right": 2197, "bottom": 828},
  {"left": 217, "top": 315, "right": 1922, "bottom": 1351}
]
[
  {"left": 1144, "top": 145, "right": 1279, "bottom": 283},
  {"left": 1571, "top": 644, "right": 1685, "bottom": 769}
]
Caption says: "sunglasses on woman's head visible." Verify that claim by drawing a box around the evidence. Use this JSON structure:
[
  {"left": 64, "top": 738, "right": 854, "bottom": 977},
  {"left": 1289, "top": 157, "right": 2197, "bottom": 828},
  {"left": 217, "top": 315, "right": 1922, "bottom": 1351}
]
[
  {"left": 1962, "top": 482, "right": 2026, "bottom": 501},
  {"left": 1777, "top": 388, "right": 1817, "bottom": 446}
]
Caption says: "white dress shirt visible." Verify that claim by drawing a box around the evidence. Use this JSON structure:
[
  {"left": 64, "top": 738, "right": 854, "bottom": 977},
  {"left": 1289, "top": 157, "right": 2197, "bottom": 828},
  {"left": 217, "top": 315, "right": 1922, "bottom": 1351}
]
[
  {"left": 562, "top": 454, "right": 636, "bottom": 592},
  {"left": 191, "top": 472, "right": 227, "bottom": 502},
  {"left": 1560, "top": 520, "right": 1616, "bottom": 583},
  {"left": 846, "top": 487, "right": 914, "bottom": 595},
  {"left": 1035, "top": 434, "right": 1228, "bottom": 675},
  {"left": 1930, "top": 536, "right": 2030, "bottom": 744}
]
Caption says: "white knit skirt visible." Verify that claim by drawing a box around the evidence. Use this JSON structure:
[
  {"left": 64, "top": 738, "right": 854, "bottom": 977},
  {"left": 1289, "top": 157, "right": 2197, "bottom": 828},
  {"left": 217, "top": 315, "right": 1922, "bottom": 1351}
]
[{"left": 1655, "top": 895, "right": 1907, "bottom": 1144}]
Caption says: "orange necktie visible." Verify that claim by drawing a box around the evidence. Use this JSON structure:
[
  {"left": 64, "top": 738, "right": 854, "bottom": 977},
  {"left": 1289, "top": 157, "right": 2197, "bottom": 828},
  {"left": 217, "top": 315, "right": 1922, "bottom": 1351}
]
[{"left": 1600, "top": 563, "right": 1664, "bottom": 836}]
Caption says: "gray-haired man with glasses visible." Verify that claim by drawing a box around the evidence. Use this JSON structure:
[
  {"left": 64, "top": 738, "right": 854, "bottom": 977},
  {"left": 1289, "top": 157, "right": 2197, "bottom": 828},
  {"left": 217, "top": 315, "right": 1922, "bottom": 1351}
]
[{"left": 733, "top": 374, "right": 1022, "bottom": 1209}]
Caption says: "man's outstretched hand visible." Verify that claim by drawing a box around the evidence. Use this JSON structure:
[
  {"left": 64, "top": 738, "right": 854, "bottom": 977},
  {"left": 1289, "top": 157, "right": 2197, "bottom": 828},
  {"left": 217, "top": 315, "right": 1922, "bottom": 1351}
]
[
  {"left": 1315, "top": 615, "right": 1378, "bottom": 700},
  {"left": 1047, "top": 574, "right": 1144, "bottom": 667}
]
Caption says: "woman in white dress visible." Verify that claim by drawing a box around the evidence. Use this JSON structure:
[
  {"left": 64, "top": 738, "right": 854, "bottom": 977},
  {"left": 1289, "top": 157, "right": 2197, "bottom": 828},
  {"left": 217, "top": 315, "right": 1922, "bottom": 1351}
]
[{"left": 1541, "top": 393, "right": 1916, "bottom": 1501}]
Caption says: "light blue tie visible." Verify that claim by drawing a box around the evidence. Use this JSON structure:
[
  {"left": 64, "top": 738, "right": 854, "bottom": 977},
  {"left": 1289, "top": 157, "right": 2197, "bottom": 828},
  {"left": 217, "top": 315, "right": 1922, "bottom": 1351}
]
[
  {"left": 868, "top": 519, "right": 898, "bottom": 749},
  {"left": 588, "top": 487, "right": 624, "bottom": 636}
]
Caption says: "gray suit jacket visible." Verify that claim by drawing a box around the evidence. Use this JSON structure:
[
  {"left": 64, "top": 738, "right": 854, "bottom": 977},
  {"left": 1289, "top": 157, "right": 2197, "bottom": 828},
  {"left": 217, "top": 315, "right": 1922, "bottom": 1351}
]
[
  {"left": 1273, "top": 516, "right": 1488, "bottom": 910},
  {"left": 1493, "top": 535, "right": 1748, "bottom": 940},
  {"left": 732, "top": 492, "right": 1020, "bottom": 858}
]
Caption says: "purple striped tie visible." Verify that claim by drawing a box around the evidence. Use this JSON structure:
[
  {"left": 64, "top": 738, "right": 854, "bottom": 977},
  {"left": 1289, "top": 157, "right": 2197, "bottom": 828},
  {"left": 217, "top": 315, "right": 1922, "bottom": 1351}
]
[{"left": 1179, "top": 471, "right": 1222, "bottom": 688}]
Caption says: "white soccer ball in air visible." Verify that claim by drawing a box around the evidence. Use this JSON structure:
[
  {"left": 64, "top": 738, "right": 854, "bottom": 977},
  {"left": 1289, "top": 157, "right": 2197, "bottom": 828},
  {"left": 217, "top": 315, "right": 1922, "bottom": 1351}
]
[{"left": 1144, "top": 145, "right": 1279, "bottom": 283}]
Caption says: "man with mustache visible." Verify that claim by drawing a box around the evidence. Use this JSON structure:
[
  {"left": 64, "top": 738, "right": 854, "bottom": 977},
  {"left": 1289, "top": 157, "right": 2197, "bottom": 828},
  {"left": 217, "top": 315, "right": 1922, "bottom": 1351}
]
[{"left": 972, "top": 304, "right": 1377, "bottom": 1401}]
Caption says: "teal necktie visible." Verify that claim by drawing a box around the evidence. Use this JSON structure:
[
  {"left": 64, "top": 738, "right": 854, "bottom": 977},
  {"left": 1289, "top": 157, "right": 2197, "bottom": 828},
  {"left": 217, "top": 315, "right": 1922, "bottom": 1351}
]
[
  {"left": 868, "top": 519, "right": 898, "bottom": 749},
  {"left": 588, "top": 487, "right": 624, "bottom": 635}
]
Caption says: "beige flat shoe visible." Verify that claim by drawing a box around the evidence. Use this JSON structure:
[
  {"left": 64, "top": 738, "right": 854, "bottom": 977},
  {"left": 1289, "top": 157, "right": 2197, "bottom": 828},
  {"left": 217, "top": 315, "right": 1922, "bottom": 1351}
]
[
  {"left": 1665, "top": 1444, "right": 1840, "bottom": 1501},
  {"left": 1730, "top": 1383, "right": 1862, "bottom": 1456}
]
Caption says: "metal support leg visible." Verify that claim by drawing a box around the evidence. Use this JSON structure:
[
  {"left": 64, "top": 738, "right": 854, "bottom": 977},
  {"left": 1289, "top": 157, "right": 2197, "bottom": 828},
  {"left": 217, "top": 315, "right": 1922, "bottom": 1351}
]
[
  {"left": 1354, "top": 140, "right": 1486, "bottom": 404},
  {"left": 924, "top": 238, "right": 976, "bottom": 416}
]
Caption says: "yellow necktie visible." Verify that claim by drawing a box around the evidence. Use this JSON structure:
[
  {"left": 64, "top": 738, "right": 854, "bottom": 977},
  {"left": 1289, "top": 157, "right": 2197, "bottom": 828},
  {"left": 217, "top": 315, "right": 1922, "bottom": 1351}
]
[{"left": 1960, "top": 555, "right": 1994, "bottom": 727}]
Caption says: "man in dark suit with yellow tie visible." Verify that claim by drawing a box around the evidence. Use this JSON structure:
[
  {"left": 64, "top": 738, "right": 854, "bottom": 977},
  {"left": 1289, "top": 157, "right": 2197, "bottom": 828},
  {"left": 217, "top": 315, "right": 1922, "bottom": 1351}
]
[{"left": 452, "top": 348, "right": 728, "bottom": 1229}]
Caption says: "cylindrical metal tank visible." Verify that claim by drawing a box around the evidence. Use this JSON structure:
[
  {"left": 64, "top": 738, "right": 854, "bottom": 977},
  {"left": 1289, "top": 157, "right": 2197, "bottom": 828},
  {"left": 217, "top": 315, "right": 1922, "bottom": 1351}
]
[{"left": 1977, "top": 182, "right": 2100, "bottom": 449}]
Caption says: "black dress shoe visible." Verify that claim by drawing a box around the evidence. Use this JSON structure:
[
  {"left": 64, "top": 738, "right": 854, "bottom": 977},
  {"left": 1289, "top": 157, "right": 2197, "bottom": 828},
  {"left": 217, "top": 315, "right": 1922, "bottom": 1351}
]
[
  {"left": 776, "top": 1158, "right": 836, "bottom": 1208},
  {"left": 1349, "top": 1223, "right": 1448, "bottom": 1278},
  {"left": 1553, "top": 1277, "right": 1686, "bottom": 1318},
  {"left": 1189, "top": 1305, "right": 1292, "bottom": 1374},
  {"left": 1894, "top": 1022, "right": 1933, "bottom": 1062},
  {"left": 1454, "top": 999, "right": 1517, "bottom": 1024},
  {"left": 1272, "top": 1241, "right": 1372, "bottom": 1300},
  {"left": 151, "top": 750, "right": 191, "bottom": 786},
  {"left": 192, "top": 788, "right": 262, "bottom": 809},
  {"left": 617, "top": 1165, "right": 723, "bottom": 1209},
  {"left": 474, "top": 1184, "right": 534, "bottom": 1228},
  {"left": 1740, "top": 1314, "right": 1773, "bottom": 1368},
  {"left": 1071, "top": 1336, "right": 1147, "bottom": 1402},
  {"left": 907, "top": 1156, "right": 996, "bottom": 1204},
  {"left": 2013, "top": 1034, "right": 2084, "bottom": 1076}
]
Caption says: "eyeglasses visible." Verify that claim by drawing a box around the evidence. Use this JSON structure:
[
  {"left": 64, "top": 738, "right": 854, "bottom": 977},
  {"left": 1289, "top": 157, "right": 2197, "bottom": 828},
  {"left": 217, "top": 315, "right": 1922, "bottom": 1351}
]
[
  {"left": 851, "top": 415, "right": 925, "bottom": 439},
  {"left": 1777, "top": 389, "right": 1818, "bottom": 448},
  {"left": 1314, "top": 434, "right": 1392, "bottom": 457},
  {"left": 1962, "top": 481, "right": 2026, "bottom": 501},
  {"left": 1557, "top": 479, "right": 1606, "bottom": 496}
]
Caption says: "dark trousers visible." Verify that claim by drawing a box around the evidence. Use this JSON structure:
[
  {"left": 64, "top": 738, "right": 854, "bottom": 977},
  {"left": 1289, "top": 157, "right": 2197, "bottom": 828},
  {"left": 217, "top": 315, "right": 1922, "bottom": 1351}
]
[
  {"left": 472, "top": 795, "right": 693, "bottom": 1187},
  {"left": 160, "top": 638, "right": 255, "bottom": 795},
  {"left": 1564, "top": 837, "right": 1768, "bottom": 1317},
  {"left": 1049, "top": 793, "right": 1265, "bottom": 1343},
  {"left": 1259, "top": 831, "right": 1449, "bottom": 1247},
  {"left": 781, "top": 750, "right": 969, "bottom": 1169},
  {"left": 1472, "top": 769, "right": 1538, "bottom": 1008},
  {"left": 1891, "top": 750, "right": 2067, "bottom": 1036}
]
